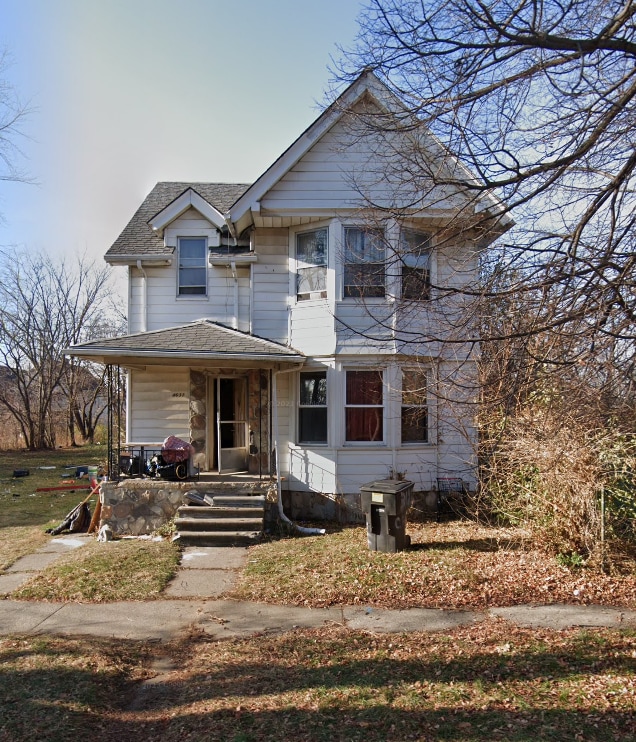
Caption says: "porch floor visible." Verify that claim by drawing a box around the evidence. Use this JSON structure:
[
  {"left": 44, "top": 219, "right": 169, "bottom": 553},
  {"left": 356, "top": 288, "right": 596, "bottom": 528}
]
[{"left": 195, "top": 472, "right": 272, "bottom": 484}]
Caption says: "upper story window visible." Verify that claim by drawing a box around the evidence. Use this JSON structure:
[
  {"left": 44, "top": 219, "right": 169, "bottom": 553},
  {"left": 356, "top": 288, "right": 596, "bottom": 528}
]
[
  {"left": 344, "top": 227, "right": 385, "bottom": 298},
  {"left": 296, "top": 229, "right": 327, "bottom": 300},
  {"left": 345, "top": 369, "right": 384, "bottom": 442},
  {"left": 400, "top": 228, "right": 431, "bottom": 300},
  {"left": 298, "top": 370, "right": 328, "bottom": 443},
  {"left": 178, "top": 237, "right": 207, "bottom": 295},
  {"left": 401, "top": 368, "right": 428, "bottom": 443}
]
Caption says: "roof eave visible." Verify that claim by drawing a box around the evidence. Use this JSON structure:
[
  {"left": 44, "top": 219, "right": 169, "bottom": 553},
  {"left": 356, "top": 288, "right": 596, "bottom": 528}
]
[
  {"left": 209, "top": 253, "right": 258, "bottom": 266},
  {"left": 106, "top": 254, "right": 174, "bottom": 266},
  {"left": 65, "top": 347, "right": 305, "bottom": 364}
]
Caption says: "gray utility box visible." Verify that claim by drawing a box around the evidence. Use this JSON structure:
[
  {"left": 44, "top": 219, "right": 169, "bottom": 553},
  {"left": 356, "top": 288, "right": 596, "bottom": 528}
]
[{"left": 359, "top": 479, "right": 414, "bottom": 553}]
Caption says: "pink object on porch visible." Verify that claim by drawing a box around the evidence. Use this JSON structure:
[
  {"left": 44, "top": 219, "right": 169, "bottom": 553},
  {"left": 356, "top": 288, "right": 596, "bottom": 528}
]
[{"left": 161, "top": 436, "right": 194, "bottom": 464}]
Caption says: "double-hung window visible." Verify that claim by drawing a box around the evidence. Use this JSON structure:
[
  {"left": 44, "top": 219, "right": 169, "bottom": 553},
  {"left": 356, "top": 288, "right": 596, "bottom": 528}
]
[
  {"left": 345, "top": 369, "right": 384, "bottom": 442},
  {"left": 401, "top": 368, "right": 428, "bottom": 443},
  {"left": 344, "top": 227, "right": 385, "bottom": 298},
  {"left": 400, "top": 228, "right": 431, "bottom": 300},
  {"left": 298, "top": 370, "right": 327, "bottom": 443},
  {"left": 178, "top": 237, "right": 207, "bottom": 295},
  {"left": 296, "top": 228, "right": 328, "bottom": 300}
]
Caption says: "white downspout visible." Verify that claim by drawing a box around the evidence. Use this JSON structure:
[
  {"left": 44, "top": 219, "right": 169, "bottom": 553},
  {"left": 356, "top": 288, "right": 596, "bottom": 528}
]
[
  {"left": 224, "top": 215, "right": 241, "bottom": 331},
  {"left": 230, "top": 260, "right": 238, "bottom": 330},
  {"left": 272, "top": 364, "right": 325, "bottom": 536},
  {"left": 136, "top": 260, "right": 148, "bottom": 333}
]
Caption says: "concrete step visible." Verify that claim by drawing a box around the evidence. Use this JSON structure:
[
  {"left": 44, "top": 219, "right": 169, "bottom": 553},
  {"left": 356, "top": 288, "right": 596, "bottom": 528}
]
[
  {"left": 175, "top": 516, "right": 263, "bottom": 532},
  {"left": 177, "top": 506, "right": 264, "bottom": 519},
  {"left": 175, "top": 494, "right": 266, "bottom": 546},
  {"left": 207, "top": 495, "right": 266, "bottom": 508},
  {"left": 175, "top": 530, "right": 261, "bottom": 547}
]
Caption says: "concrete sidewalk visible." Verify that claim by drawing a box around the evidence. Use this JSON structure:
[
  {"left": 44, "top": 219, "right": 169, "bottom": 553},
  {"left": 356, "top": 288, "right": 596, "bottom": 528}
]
[{"left": 1, "top": 537, "right": 636, "bottom": 642}]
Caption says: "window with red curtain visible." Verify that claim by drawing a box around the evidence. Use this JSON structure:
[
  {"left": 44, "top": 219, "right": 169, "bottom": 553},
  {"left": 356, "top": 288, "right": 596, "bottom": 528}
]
[{"left": 345, "top": 370, "right": 384, "bottom": 442}]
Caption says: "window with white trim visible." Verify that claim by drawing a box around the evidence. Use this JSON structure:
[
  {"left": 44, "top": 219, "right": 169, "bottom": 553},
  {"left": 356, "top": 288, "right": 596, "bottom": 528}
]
[
  {"left": 400, "top": 228, "right": 431, "bottom": 300},
  {"left": 344, "top": 227, "right": 385, "bottom": 298},
  {"left": 298, "top": 370, "right": 328, "bottom": 443},
  {"left": 178, "top": 237, "right": 207, "bottom": 295},
  {"left": 296, "top": 228, "right": 327, "bottom": 300},
  {"left": 401, "top": 368, "right": 428, "bottom": 443},
  {"left": 345, "top": 369, "right": 384, "bottom": 442}
]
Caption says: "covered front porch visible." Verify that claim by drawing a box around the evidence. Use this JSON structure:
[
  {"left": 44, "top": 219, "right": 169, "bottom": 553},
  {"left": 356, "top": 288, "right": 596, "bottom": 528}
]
[
  {"left": 66, "top": 319, "right": 305, "bottom": 483},
  {"left": 113, "top": 367, "right": 274, "bottom": 480}
]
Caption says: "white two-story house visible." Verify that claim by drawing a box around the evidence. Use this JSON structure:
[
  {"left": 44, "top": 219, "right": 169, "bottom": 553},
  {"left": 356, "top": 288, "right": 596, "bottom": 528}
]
[{"left": 70, "top": 71, "right": 507, "bottom": 517}]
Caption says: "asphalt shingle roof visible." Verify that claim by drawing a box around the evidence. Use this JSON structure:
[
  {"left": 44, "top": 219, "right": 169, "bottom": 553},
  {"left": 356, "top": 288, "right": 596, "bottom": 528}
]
[
  {"left": 68, "top": 320, "right": 303, "bottom": 361},
  {"left": 106, "top": 182, "right": 251, "bottom": 260}
]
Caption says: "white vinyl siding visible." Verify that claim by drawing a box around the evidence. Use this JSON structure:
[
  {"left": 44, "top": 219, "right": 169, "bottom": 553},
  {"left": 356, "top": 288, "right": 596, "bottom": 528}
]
[
  {"left": 128, "top": 208, "right": 251, "bottom": 334},
  {"left": 128, "top": 367, "right": 190, "bottom": 443},
  {"left": 140, "top": 264, "right": 250, "bottom": 333},
  {"left": 290, "top": 302, "right": 335, "bottom": 355},
  {"left": 288, "top": 447, "right": 337, "bottom": 492},
  {"left": 260, "top": 104, "right": 472, "bottom": 215},
  {"left": 334, "top": 299, "right": 396, "bottom": 354},
  {"left": 251, "top": 229, "right": 289, "bottom": 343},
  {"left": 128, "top": 269, "right": 144, "bottom": 333}
]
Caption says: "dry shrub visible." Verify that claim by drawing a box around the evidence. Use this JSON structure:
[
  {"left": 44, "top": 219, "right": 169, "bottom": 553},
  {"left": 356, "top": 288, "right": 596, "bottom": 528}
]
[{"left": 478, "top": 406, "right": 635, "bottom": 563}]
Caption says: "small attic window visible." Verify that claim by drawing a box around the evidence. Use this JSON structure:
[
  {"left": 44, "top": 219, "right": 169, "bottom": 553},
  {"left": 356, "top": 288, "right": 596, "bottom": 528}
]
[{"left": 178, "top": 238, "right": 207, "bottom": 295}]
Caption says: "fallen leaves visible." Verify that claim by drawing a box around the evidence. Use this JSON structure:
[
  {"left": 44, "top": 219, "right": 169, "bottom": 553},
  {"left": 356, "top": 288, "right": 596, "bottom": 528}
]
[{"left": 232, "top": 521, "right": 636, "bottom": 610}]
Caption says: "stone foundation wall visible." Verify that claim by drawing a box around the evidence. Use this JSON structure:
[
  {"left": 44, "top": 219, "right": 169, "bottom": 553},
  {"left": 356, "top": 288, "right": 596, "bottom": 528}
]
[
  {"left": 100, "top": 480, "right": 273, "bottom": 536},
  {"left": 189, "top": 371, "right": 207, "bottom": 470},
  {"left": 100, "top": 481, "right": 440, "bottom": 535},
  {"left": 248, "top": 369, "right": 270, "bottom": 475},
  {"left": 281, "top": 489, "right": 438, "bottom": 524}
]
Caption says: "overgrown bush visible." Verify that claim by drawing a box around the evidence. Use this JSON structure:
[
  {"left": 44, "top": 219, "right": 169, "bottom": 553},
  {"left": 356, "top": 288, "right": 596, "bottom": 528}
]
[{"left": 477, "top": 406, "right": 635, "bottom": 566}]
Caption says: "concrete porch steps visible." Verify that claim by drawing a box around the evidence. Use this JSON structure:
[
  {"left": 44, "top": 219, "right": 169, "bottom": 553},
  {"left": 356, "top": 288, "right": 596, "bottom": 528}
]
[{"left": 174, "top": 494, "right": 266, "bottom": 547}]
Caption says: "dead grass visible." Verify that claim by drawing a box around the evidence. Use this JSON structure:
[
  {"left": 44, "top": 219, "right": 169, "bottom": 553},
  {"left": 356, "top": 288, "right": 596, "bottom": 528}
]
[
  {"left": 0, "top": 634, "right": 154, "bottom": 741},
  {"left": 0, "top": 526, "right": 50, "bottom": 572},
  {"left": 230, "top": 521, "right": 636, "bottom": 610},
  {"left": 2, "top": 624, "right": 635, "bottom": 741},
  {"left": 0, "top": 446, "right": 104, "bottom": 575},
  {"left": 11, "top": 539, "right": 181, "bottom": 602}
]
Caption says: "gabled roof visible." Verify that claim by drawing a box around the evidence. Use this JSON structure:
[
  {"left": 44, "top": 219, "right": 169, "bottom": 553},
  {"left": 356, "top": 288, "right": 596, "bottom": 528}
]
[
  {"left": 105, "top": 182, "right": 250, "bottom": 264},
  {"left": 105, "top": 71, "right": 510, "bottom": 264},
  {"left": 149, "top": 188, "right": 227, "bottom": 234},
  {"left": 66, "top": 319, "right": 305, "bottom": 365},
  {"left": 229, "top": 71, "right": 405, "bottom": 230}
]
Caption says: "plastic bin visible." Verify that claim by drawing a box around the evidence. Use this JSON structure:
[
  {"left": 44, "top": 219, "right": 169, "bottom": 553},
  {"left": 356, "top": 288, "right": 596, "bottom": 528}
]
[{"left": 359, "top": 479, "right": 414, "bottom": 552}]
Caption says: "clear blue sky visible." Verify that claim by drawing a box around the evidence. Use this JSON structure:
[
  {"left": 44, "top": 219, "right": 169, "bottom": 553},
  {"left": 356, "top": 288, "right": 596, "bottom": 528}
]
[{"left": 0, "top": 0, "right": 363, "bottom": 265}]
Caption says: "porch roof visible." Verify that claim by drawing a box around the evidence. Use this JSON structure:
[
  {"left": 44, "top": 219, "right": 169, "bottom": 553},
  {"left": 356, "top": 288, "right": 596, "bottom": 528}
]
[{"left": 66, "top": 319, "right": 305, "bottom": 366}]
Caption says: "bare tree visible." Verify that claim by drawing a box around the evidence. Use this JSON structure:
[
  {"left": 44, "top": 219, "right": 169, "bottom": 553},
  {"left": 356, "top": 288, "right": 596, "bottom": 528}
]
[
  {"left": 337, "top": 0, "right": 636, "bottom": 357},
  {"left": 60, "top": 310, "right": 126, "bottom": 446},
  {"left": 0, "top": 49, "right": 31, "bottom": 192},
  {"left": 0, "top": 249, "right": 113, "bottom": 449},
  {"left": 332, "top": 2, "right": 636, "bottom": 552}
]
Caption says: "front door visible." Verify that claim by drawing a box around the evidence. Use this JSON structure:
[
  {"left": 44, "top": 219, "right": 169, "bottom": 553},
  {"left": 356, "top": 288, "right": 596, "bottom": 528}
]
[{"left": 216, "top": 377, "right": 248, "bottom": 473}]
